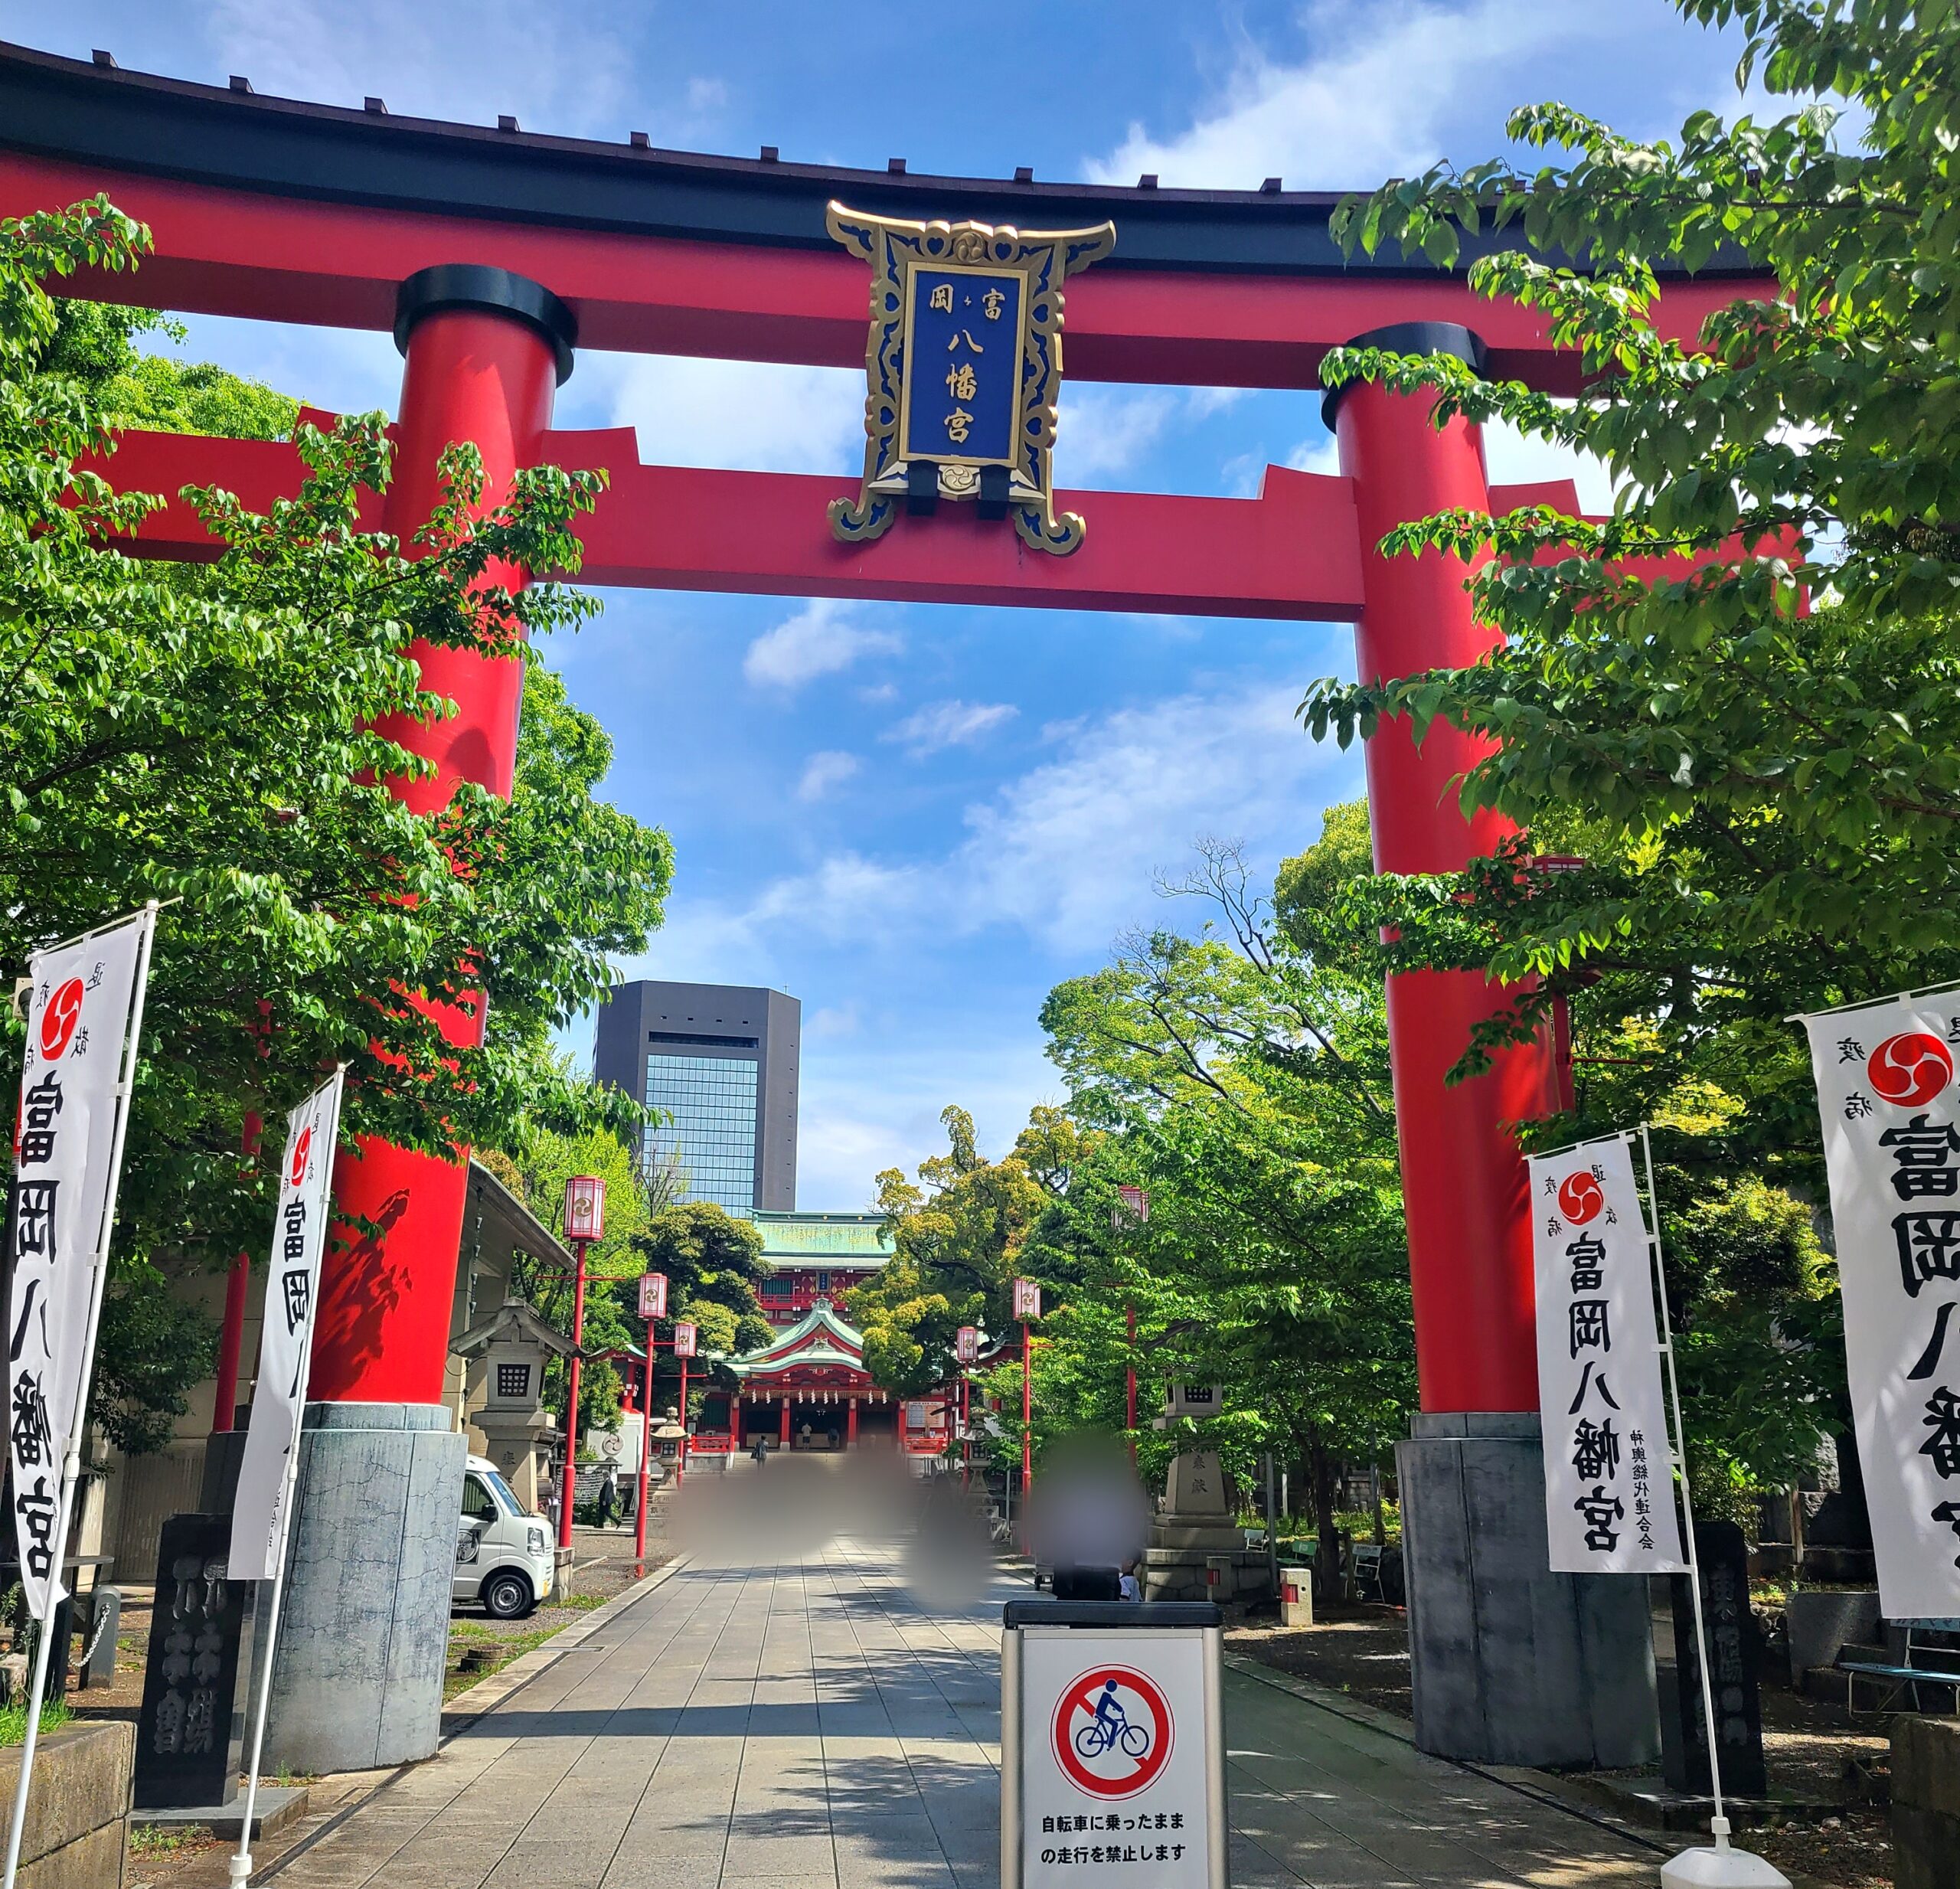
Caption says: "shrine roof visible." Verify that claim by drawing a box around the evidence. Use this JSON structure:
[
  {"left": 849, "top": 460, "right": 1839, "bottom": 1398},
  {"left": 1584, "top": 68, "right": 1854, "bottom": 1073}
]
[
  {"left": 755, "top": 1211, "right": 893, "bottom": 1270},
  {"left": 0, "top": 42, "right": 1756, "bottom": 281},
  {"left": 725, "top": 1298, "right": 867, "bottom": 1378}
]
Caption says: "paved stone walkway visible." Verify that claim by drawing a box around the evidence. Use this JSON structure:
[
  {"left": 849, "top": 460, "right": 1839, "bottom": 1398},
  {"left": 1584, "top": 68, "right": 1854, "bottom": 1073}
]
[{"left": 261, "top": 1517, "right": 1667, "bottom": 1889}]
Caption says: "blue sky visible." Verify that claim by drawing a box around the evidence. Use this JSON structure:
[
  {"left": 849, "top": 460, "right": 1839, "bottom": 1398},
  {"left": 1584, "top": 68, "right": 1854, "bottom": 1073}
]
[{"left": 7, "top": 1, "right": 1766, "bottom": 1204}]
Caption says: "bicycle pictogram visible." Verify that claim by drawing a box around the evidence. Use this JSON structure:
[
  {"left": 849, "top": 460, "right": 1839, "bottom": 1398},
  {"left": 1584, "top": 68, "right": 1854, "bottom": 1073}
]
[
  {"left": 1052, "top": 1665, "right": 1172, "bottom": 1798},
  {"left": 1074, "top": 1679, "right": 1152, "bottom": 1760}
]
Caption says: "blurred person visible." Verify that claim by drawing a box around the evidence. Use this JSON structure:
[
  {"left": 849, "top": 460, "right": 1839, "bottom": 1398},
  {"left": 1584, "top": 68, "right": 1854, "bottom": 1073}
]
[{"left": 1027, "top": 1430, "right": 1150, "bottom": 1600}]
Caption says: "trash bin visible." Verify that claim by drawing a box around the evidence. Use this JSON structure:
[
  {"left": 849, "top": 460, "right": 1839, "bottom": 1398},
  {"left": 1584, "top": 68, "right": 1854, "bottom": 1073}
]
[
  {"left": 1001, "top": 1598, "right": 1227, "bottom": 1889},
  {"left": 1280, "top": 1567, "right": 1314, "bottom": 1628}
]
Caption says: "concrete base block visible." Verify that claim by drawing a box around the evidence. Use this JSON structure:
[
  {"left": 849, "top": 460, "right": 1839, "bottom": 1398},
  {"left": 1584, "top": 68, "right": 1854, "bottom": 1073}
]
[
  {"left": 233, "top": 1402, "right": 466, "bottom": 1775},
  {"left": 0, "top": 1719, "right": 132, "bottom": 1889},
  {"left": 1895, "top": 1717, "right": 1960, "bottom": 1889},
  {"left": 1398, "top": 1411, "right": 1659, "bottom": 1769},
  {"left": 133, "top": 1786, "right": 309, "bottom": 1843}
]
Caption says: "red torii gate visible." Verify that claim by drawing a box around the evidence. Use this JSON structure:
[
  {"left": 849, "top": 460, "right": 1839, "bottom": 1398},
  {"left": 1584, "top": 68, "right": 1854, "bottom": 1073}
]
[{"left": 2, "top": 41, "right": 1771, "bottom": 1770}]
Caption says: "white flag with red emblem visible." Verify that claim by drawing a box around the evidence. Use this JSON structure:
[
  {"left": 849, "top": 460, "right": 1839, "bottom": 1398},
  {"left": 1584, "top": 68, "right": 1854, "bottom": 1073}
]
[
  {"left": 8, "top": 911, "right": 154, "bottom": 1617},
  {"left": 229, "top": 1070, "right": 346, "bottom": 1581},
  {"left": 1529, "top": 1134, "right": 1687, "bottom": 1575},
  {"left": 1802, "top": 996, "right": 1960, "bottom": 1617}
]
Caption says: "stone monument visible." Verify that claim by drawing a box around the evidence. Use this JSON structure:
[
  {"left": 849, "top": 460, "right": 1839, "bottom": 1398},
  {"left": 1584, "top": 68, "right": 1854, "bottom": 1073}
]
[{"left": 1142, "top": 1384, "right": 1272, "bottom": 1604}]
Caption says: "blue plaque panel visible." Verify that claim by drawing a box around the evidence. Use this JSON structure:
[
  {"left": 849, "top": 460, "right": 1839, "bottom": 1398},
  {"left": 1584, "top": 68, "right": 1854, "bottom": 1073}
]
[
  {"left": 901, "top": 266, "right": 1024, "bottom": 466},
  {"left": 826, "top": 206, "right": 1115, "bottom": 554}
]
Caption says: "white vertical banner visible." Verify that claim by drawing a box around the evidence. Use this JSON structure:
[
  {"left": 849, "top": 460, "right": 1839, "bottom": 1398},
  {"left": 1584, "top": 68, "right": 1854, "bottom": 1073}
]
[
  {"left": 7, "top": 910, "right": 154, "bottom": 1618},
  {"left": 1802, "top": 995, "right": 1960, "bottom": 1618},
  {"left": 228, "top": 1070, "right": 346, "bottom": 1580},
  {"left": 1529, "top": 1134, "right": 1687, "bottom": 1575}
]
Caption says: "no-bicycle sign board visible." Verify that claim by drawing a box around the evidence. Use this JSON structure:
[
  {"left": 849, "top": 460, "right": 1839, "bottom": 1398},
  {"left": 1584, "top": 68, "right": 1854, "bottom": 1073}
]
[{"left": 1016, "top": 1628, "right": 1217, "bottom": 1889}]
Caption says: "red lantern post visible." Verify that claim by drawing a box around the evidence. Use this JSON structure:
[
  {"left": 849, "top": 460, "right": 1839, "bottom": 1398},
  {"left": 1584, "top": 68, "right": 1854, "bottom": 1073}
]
[
  {"left": 557, "top": 1175, "right": 605, "bottom": 1554},
  {"left": 633, "top": 1270, "right": 667, "bottom": 1574},
  {"left": 1013, "top": 1279, "right": 1041, "bottom": 1506},
  {"left": 1113, "top": 1187, "right": 1148, "bottom": 1467},
  {"left": 673, "top": 1321, "right": 697, "bottom": 1485},
  {"left": 955, "top": 1324, "right": 978, "bottom": 1487}
]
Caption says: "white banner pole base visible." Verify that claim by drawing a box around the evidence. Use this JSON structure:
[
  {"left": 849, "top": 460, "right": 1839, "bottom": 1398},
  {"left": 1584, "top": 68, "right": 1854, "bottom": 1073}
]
[{"left": 1661, "top": 1817, "right": 1791, "bottom": 1889}]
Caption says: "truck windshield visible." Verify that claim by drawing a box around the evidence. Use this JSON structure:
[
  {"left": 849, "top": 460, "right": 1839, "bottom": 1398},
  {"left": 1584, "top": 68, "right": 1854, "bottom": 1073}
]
[{"left": 481, "top": 1468, "right": 524, "bottom": 1516}]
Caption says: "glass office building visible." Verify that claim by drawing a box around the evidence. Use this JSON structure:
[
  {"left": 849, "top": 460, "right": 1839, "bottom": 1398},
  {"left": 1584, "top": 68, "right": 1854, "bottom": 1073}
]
[
  {"left": 642, "top": 1048, "right": 761, "bottom": 1214},
  {"left": 593, "top": 981, "right": 800, "bottom": 1214}
]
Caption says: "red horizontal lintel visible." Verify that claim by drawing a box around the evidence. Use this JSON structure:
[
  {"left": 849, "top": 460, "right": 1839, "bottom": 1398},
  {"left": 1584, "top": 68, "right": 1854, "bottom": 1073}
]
[{"left": 88, "top": 426, "right": 1367, "bottom": 621}]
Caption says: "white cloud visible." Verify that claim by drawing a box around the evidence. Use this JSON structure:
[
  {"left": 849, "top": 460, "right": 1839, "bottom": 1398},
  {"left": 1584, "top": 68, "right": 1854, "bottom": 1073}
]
[
  {"left": 796, "top": 750, "right": 861, "bottom": 802},
  {"left": 794, "top": 1035, "right": 1063, "bottom": 1206},
  {"left": 198, "top": 0, "right": 666, "bottom": 138},
  {"left": 885, "top": 699, "right": 1020, "bottom": 757},
  {"left": 1052, "top": 388, "right": 1178, "bottom": 485},
  {"left": 1084, "top": 0, "right": 1618, "bottom": 190},
  {"left": 808, "top": 1003, "right": 861, "bottom": 1039},
  {"left": 952, "top": 682, "right": 1342, "bottom": 953},
  {"left": 743, "top": 600, "right": 903, "bottom": 691},
  {"left": 646, "top": 678, "right": 1354, "bottom": 966},
  {"left": 590, "top": 353, "right": 864, "bottom": 476}
]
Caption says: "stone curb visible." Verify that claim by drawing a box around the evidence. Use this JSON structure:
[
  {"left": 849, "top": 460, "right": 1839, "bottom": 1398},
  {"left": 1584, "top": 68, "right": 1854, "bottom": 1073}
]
[{"left": 439, "top": 1554, "right": 691, "bottom": 1733}]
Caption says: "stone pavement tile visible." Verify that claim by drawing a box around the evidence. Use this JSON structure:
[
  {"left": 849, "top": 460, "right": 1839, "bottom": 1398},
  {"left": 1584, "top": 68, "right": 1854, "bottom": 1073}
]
[
  {"left": 596, "top": 1853, "right": 727, "bottom": 1889},
  {"left": 720, "top": 1828, "right": 840, "bottom": 1877},
  {"left": 614, "top": 1807, "right": 737, "bottom": 1855},
  {"left": 720, "top": 1877, "right": 841, "bottom": 1889}
]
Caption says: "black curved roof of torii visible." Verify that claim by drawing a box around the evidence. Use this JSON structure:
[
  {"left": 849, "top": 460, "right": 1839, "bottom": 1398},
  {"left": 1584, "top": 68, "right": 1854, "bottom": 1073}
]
[{"left": 0, "top": 40, "right": 1738, "bottom": 280}]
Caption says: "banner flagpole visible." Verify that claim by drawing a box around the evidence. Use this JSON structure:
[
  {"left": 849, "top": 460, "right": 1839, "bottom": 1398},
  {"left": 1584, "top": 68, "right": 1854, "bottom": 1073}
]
[
  {"left": 1640, "top": 1124, "right": 1787, "bottom": 1889},
  {"left": 228, "top": 1065, "right": 346, "bottom": 1889},
  {"left": 1635, "top": 1125, "right": 1728, "bottom": 1832},
  {"left": 2, "top": 901, "right": 159, "bottom": 1889}
]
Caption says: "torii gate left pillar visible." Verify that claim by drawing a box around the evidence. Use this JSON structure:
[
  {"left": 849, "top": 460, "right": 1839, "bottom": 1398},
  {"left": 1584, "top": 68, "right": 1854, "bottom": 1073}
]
[{"left": 247, "top": 264, "right": 575, "bottom": 1776}]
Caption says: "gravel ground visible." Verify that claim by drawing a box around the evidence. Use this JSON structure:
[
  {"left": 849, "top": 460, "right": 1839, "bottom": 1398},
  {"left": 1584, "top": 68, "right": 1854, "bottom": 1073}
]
[{"left": 1227, "top": 1601, "right": 1898, "bottom": 1889}]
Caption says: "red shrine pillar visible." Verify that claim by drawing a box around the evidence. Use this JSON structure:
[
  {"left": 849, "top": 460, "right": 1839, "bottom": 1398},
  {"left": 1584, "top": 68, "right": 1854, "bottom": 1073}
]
[
  {"left": 312, "top": 266, "right": 575, "bottom": 1405},
  {"left": 779, "top": 1398, "right": 792, "bottom": 1446},
  {"left": 256, "top": 266, "right": 577, "bottom": 1780},
  {"left": 1329, "top": 323, "right": 1655, "bottom": 1770},
  {"left": 1328, "top": 322, "right": 1554, "bottom": 1416}
]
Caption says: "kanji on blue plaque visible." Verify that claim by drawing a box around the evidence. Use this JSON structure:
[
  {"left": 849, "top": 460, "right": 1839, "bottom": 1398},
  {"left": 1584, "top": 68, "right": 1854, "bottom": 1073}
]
[{"left": 903, "top": 267, "right": 1022, "bottom": 464}]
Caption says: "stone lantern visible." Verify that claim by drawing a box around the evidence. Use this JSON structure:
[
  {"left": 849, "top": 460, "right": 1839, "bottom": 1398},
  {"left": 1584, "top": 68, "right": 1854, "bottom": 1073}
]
[
  {"left": 452, "top": 1300, "right": 576, "bottom": 1513},
  {"left": 649, "top": 1406, "right": 688, "bottom": 1466}
]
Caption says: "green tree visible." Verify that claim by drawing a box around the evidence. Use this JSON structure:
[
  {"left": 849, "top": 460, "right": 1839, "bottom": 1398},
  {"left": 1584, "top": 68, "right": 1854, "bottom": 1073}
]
[
  {"left": 1295, "top": 0, "right": 1941, "bottom": 1504},
  {"left": 622, "top": 1201, "right": 770, "bottom": 1420},
  {"left": 1, "top": 199, "right": 671, "bottom": 1446},
  {"left": 849, "top": 1106, "right": 1083, "bottom": 1400},
  {"left": 1036, "top": 823, "right": 1412, "bottom": 1594}
]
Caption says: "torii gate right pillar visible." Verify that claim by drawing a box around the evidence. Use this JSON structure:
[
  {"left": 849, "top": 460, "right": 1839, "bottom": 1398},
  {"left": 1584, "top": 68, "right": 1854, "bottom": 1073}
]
[{"left": 1330, "top": 323, "right": 1660, "bottom": 1768}]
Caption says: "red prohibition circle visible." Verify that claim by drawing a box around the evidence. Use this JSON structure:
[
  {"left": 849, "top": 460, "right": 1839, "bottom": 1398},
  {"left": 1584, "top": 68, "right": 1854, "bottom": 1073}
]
[
  {"left": 1557, "top": 1171, "right": 1605, "bottom": 1225},
  {"left": 39, "top": 978, "right": 84, "bottom": 1061},
  {"left": 289, "top": 1126, "right": 312, "bottom": 1189},
  {"left": 1051, "top": 1665, "right": 1173, "bottom": 1799},
  {"left": 1868, "top": 1032, "right": 1954, "bottom": 1109}
]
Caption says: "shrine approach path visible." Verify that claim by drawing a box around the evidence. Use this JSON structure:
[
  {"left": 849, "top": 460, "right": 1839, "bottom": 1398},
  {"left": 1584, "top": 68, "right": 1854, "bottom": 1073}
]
[{"left": 258, "top": 1466, "right": 1668, "bottom": 1889}]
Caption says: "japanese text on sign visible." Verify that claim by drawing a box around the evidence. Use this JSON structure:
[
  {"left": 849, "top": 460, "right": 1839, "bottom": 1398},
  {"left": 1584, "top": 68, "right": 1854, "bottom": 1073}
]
[
  {"left": 228, "top": 1071, "right": 345, "bottom": 1581},
  {"left": 1804, "top": 1000, "right": 1960, "bottom": 1615},
  {"left": 1528, "top": 1136, "right": 1686, "bottom": 1574},
  {"left": 1020, "top": 1629, "right": 1211, "bottom": 1889},
  {"left": 903, "top": 266, "right": 1022, "bottom": 464},
  {"left": 7, "top": 912, "right": 150, "bottom": 1618}
]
